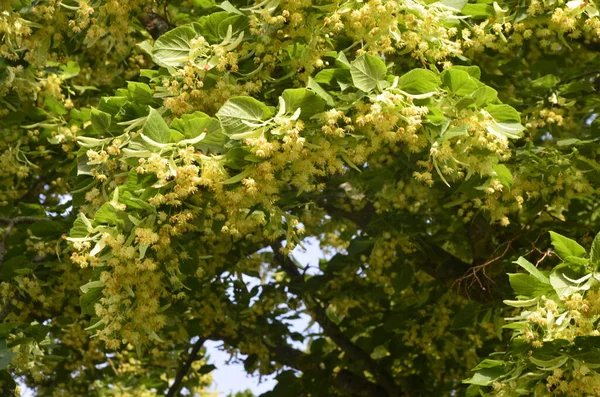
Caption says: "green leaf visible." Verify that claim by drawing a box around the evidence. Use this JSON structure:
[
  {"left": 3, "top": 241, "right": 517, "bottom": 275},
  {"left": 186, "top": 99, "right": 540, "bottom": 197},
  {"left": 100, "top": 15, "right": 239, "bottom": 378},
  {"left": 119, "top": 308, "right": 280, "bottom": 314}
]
[
  {"left": 198, "top": 363, "right": 217, "bottom": 374},
  {"left": 592, "top": 118, "right": 600, "bottom": 139},
  {"left": 282, "top": 88, "right": 325, "bottom": 120},
  {"left": 127, "top": 82, "right": 159, "bottom": 106},
  {"left": 370, "top": 345, "right": 390, "bottom": 360},
  {"left": 529, "top": 355, "right": 568, "bottom": 370},
  {"left": 60, "top": 60, "right": 80, "bottom": 79},
  {"left": 217, "top": 96, "right": 273, "bottom": 136},
  {"left": 464, "top": 366, "right": 505, "bottom": 386},
  {"left": 549, "top": 231, "right": 586, "bottom": 259},
  {"left": 514, "top": 257, "right": 549, "bottom": 284},
  {"left": 0, "top": 256, "right": 36, "bottom": 279},
  {"left": 171, "top": 113, "right": 227, "bottom": 152},
  {"left": 485, "top": 104, "right": 521, "bottom": 123},
  {"left": 18, "top": 203, "right": 45, "bottom": 217},
  {"left": 462, "top": 3, "right": 494, "bottom": 17},
  {"left": 91, "top": 108, "right": 112, "bottom": 134},
  {"left": 24, "top": 323, "right": 49, "bottom": 342},
  {"left": 451, "top": 303, "right": 481, "bottom": 329},
  {"left": 455, "top": 97, "right": 475, "bottom": 110},
  {"left": 503, "top": 297, "right": 539, "bottom": 307},
  {"left": 557, "top": 138, "right": 582, "bottom": 146},
  {"left": 471, "top": 86, "right": 498, "bottom": 107},
  {"left": 465, "top": 384, "right": 483, "bottom": 397},
  {"left": 426, "top": 107, "right": 446, "bottom": 125},
  {"left": 152, "top": 25, "right": 197, "bottom": 67},
  {"left": 336, "top": 51, "right": 350, "bottom": 68},
  {"left": 452, "top": 65, "right": 481, "bottom": 79},
  {"left": 442, "top": 69, "right": 480, "bottom": 96},
  {"left": 442, "top": 124, "right": 468, "bottom": 141},
  {"left": 222, "top": 167, "right": 254, "bottom": 185},
  {"left": 98, "top": 96, "right": 128, "bottom": 116},
  {"left": 571, "top": 348, "right": 600, "bottom": 365},
  {"left": 549, "top": 271, "right": 582, "bottom": 298},
  {"left": 350, "top": 54, "right": 388, "bottom": 92},
  {"left": 397, "top": 69, "right": 440, "bottom": 95},
  {"left": 486, "top": 120, "right": 525, "bottom": 139},
  {"left": 591, "top": 232, "right": 600, "bottom": 265},
  {"left": 340, "top": 152, "right": 362, "bottom": 172},
  {"left": 69, "top": 217, "right": 91, "bottom": 238},
  {"left": 80, "top": 280, "right": 105, "bottom": 294},
  {"left": 44, "top": 96, "right": 67, "bottom": 115},
  {"left": 80, "top": 287, "right": 103, "bottom": 316},
  {"left": 196, "top": 12, "right": 247, "bottom": 43},
  {"left": 144, "top": 108, "right": 171, "bottom": 144},
  {"left": 307, "top": 77, "right": 335, "bottom": 107},
  {"left": 439, "top": 0, "right": 468, "bottom": 11},
  {"left": 473, "top": 359, "right": 504, "bottom": 371},
  {"left": 0, "top": 324, "right": 18, "bottom": 339},
  {"left": 314, "top": 68, "right": 352, "bottom": 88},
  {"left": 531, "top": 74, "right": 560, "bottom": 90},
  {"left": 0, "top": 341, "right": 15, "bottom": 370},
  {"left": 95, "top": 203, "right": 129, "bottom": 229},
  {"left": 503, "top": 322, "right": 532, "bottom": 330},
  {"left": 564, "top": 256, "right": 589, "bottom": 267},
  {"left": 508, "top": 273, "right": 550, "bottom": 297},
  {"left": 27, "top": 220, "right": 65, "bottom": 238},
  {"left": 171, "top": 129, "right": 185, "bottom": 143},
  {"left": 391, "top": 262, "right": 413, "bottom": 292},
  {"left": 492, "top": 164, "right": 513, "bottom": 188}
]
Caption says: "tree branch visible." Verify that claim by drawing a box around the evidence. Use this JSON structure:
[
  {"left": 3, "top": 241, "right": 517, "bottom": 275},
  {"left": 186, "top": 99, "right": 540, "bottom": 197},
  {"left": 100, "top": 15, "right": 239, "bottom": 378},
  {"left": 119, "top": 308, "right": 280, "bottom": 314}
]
[
  {"left": 205, "top": 321, "right": 392, "bottom": 397},
  {"left": 271, "top": 243, "right": 404, "bottom": 397},
  {"left": 0, "top": 222, "right": 15, "bottom": 264},
  {"left": 0, "top": 300, "right": 13, "bottom": 323},
  {"left": 272, "top": 344, "right": 389, "bottom": 397},
  {"left": 165, "top": 337, "right": 206, "bottom": 397},
  {"left": 318, "top": 200, "right": 499, "bottom": 299},
  {"left": 0, "top": 217, "right": 47, "bottom": 224},
  {"left": 558, "top": 70, "right": 600, "bottom": 85}
]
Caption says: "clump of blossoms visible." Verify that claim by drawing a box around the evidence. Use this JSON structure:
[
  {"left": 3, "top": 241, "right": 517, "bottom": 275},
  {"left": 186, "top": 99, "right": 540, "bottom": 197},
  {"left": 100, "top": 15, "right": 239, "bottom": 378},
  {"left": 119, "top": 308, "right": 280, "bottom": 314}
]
[
  {"left": 467, "top": 231, "right": 600, "bottom": 396},
  {"left": 8, "top": 0, "right": 600, "bottom": 394}
]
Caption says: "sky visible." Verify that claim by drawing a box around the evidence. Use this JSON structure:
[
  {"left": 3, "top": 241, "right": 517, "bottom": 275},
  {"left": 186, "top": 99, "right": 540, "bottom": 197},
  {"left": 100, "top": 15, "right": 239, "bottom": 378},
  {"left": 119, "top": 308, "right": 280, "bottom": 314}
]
[{"left": 206, "top": 239, "right": 323, "bottom": 396}]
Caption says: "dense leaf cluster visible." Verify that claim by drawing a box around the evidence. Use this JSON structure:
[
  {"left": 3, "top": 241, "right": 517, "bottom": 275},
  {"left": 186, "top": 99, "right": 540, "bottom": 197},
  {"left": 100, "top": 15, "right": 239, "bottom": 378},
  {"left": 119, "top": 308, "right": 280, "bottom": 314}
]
[{"left": 2, "top": 0, "right": 600, "bottom": 396}]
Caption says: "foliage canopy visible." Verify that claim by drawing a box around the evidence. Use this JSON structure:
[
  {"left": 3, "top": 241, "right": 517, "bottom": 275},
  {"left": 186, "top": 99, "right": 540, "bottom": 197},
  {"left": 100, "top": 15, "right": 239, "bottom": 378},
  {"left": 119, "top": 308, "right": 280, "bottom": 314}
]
[{"left": 2, "top": 0, "right": 600, "bottom": 395}]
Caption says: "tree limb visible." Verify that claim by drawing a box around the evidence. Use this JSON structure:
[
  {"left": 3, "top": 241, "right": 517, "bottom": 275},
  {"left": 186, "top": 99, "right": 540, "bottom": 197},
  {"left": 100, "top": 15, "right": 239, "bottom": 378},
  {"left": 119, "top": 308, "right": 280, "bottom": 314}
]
[
  {"left": 205, "top": 328, "right": 391, "bottom": 397},
  {"left": 318, "top": 200, "right": 499, "bottom": 299},
  {"left": 0, "top": 300, "right": 13, "bottom": 323},
  {"left": 0, "top": 222, "right": 15, "bottom": 264},
  {"left": 0, "top": 217, "right": 47, "bottom": 224},
  {"left": 271, "top": 243, "right": 404, "bottom": 397},
  {"left": 165, "top": 337, "right": 206, "bottom": 397},
  {"left": 272, "top": 344, "right": 390, "bottom": 397}
]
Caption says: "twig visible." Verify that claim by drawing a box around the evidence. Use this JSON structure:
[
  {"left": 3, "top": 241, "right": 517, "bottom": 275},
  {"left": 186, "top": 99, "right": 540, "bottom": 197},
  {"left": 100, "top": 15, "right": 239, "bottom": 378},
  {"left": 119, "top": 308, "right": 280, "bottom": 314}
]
[
  {"left": 165, "top": 338, "right": 206, "bottom": 397},
  {"left": 455, "top": 240, "right": 513, "bottom": 292},
  {"left": 559, "top": 70, "right": 600, "bottom": 85},
  {"left": 453, "top": 208, "right": 550, "bottom": 294},
  {"left": 536, "top": 250, "right": 552, "bottom": 267}
]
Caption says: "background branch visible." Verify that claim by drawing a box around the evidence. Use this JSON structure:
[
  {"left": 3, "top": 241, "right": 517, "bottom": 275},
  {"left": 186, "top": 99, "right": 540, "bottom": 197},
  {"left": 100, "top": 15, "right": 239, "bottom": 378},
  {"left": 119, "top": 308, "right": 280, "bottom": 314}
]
[
  {"left": 271, "top": 243, "right": 404, "bottom": 397},
  {"left": 165, "top": 337, "right": 206, "bottom": 397}
]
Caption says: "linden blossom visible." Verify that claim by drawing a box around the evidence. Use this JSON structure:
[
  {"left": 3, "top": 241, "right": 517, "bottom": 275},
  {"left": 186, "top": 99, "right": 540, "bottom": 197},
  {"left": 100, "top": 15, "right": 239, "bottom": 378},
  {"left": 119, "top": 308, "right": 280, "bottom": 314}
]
[{"left": 6, "top": 0, "right": 600, "bottom": 394}]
